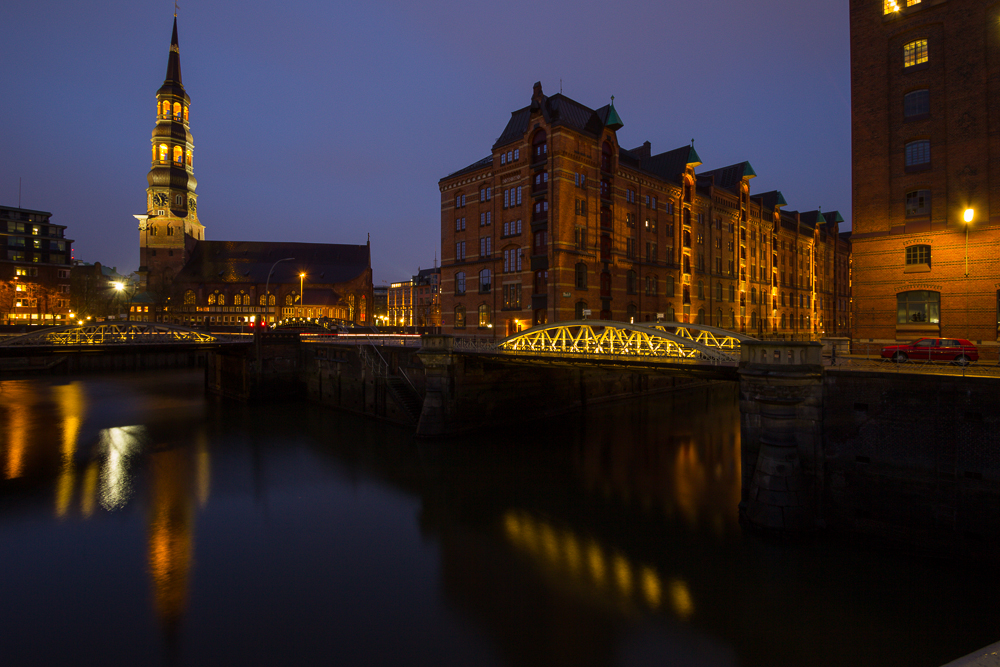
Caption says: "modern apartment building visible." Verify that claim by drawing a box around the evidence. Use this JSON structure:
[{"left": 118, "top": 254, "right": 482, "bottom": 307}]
[{"left": 0, "top": 205, "right": 73, "bottom": 325}]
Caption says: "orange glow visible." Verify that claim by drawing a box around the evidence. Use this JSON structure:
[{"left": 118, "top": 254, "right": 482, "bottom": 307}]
[
  {"left": 54, "top": 383, "right": 84, "bottom": 517},
  {"left": 669, "top": 578, "right": 694, "bottom": 620},
  {"left": 641, "top": 567, "right": 662, "bottom": 608}
]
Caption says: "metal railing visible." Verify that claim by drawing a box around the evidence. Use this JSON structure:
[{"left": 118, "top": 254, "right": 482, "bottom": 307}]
[{"left": 825, "top": 355, "right": 1000, "bottom": 378}]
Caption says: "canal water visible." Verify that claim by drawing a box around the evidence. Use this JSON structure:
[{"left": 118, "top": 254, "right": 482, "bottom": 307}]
[{"left": 1, "top": 370, "right": 998, "bottom": 667}]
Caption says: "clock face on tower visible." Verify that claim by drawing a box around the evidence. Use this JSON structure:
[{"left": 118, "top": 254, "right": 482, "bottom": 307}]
[
  {"left": 153, "top": 193, "right": 169, "bottom": 206},
  {"left": 188, "top": 198, "right": 197, "bottom": 212}
]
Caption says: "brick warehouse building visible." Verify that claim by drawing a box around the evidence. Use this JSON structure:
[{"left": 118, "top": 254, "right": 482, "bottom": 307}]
[
  {"left": 439, "top": 82, "right": 851, "bottom": 338},
  {"left": 851, "top": 0, "right": 1000, "bottom": 354},
  {"left": 134, "top": 16, "right": 372, "bottom": 328}
]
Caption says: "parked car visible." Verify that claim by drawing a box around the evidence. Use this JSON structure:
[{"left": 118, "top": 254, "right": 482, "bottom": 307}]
[{"left": 880, "top": 338, "right": 978, "bottom": 364}]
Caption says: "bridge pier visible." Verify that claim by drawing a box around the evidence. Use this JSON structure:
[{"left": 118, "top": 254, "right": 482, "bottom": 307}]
[{"left": 739, "top": 341, "right": 824, "bottom": 533}]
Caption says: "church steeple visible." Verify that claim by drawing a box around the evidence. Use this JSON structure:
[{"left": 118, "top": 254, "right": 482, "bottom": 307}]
[{"left": 140, "top": 15, "right": 204, "bottom": 294}]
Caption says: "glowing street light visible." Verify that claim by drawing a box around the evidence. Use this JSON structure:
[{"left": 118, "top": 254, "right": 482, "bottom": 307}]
[
  {"left": 964, "top": 208, "right": 974, "bottom": 277},
  {"left": 299, "top": 272, "right": 306, "bottom": 314}
]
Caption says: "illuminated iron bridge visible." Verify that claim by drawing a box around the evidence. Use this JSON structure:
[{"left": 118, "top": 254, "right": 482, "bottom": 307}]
[
  {"left": 0, "top": 323, "right": 237, "bottom": 348},
  {"left": 489, "top": 320, "right": 755, "bottom": 368}
]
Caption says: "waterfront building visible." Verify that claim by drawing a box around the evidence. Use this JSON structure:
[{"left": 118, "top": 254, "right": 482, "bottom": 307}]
[
  {"left": 0, "top": 205, "right": 73, "bottom": 326},
  {"left": 439, "top": 82, "right": 850, "bottom": 337},
  {"left": 388, "top": 280, "right": 412, "bottom": 327},
  {"left": 136, "top": 16, "right": 372, "bottom": 328},
  {"left": 413, "top": 267, "right": 441, "bottom": 331},
  {"left": 851, "top": 0, "right": 999, "bottom": 352},
  {"left": 373, "top": 285, "right": 388, "bottom": 326}
]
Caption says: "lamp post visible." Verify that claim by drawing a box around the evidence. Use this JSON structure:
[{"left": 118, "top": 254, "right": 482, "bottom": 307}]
[
  {"left": 964, "top": 208, "right": 974, "bottom": 278},
  {"left": 264, "top": 257, "right": 295, "bottom": 327},
  {"left": 299, "top": 272, "right": 306, "bottom": 318}
]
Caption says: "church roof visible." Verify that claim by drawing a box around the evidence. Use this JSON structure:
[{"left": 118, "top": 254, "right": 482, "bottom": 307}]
[
  {"left": 158, "top": 16, "right": 189, "bottom": 103},
  {"left": 174, "top": 240, "right": 370, "bottom": 286}
]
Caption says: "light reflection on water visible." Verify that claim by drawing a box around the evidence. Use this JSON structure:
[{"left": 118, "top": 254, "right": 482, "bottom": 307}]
[{"left": 0, "top": 371, "right": 999, "bottom": 667}]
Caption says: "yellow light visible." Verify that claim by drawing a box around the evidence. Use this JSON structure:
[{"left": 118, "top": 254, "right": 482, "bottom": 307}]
[{"left": 964, "top": 208, "right": 974, "bottom": 223}]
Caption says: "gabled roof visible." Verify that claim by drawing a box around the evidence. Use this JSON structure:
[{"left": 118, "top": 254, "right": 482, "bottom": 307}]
[
  {"left": 628, "top": 145, "right": 702, "bottom": 184},
  {"left": 174, "top": 240, "right": 370, "bottom": 286},
  {"left": 441, "top": 155, "right": 493, "bottom": 182},
  {"left": 492, "top": 83, "right": 619, "bottom": 150},
  {"left": 753, "top": 190, "right": 788, "bottom": 211},
  {"left": 699, "top": 161, "right": 756, "bottom": 192}
]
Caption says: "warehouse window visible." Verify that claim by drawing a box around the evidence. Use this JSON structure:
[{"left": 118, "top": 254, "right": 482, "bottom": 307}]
[{"left": 904, "top": 39, "right": 928, "bottom": 67}]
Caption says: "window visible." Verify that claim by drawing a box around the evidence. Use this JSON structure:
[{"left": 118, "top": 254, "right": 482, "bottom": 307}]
[
  {"left": 533, "top": 230, "right": 547, "bottom": 255},
  {"left": 532, "top": 130, "right": 547, "bottom": 163},
  {"left": 627, "top": 270, "right": 637, "bottom": 294},
  {"left": 479, "top": 235, "right": 491, "bottom": 257},
  {"left": 906, "top": 190, "right": 931, "bottom": 216},
  {"left": 455, "top": 272, "right": 466, "bottom": 295},
  {"left": 905, "top": 244, "right": 930, "bottom": 266},
  {"left": 697, "top": 281, "right": 704, "bottom": 299},
  {"left": 575, "top": 199, "right": 587, "bottom": 216},
  {"left": 575, "top": 262, "right": 587, "bottom": 289},
  {"left": 905, "top": 140, "right": 930, "bottom": 168},
  {"left": 729, "top": 284, "right": 736, "bottom": 302},
  {"left": 645, "top": 242, "right": 657, "bottom": 263},
  {"left": 665, "top": 275, "right": 675, "bottom": 297},
  {"left": 480, "top": 212, "right": 491, "bottom": 226},
  {"left": 904, "top": 39, "right": 928, "bottom": 67},
  {"left": 897, "top": 291, "right": 939, "bottom": 324},
  {"left": 455, "top": 305, "right": 466, "bottom": 329},
  {"left": 455, "top": 241, "right": 466, "bottom": 260},
  {"left": 184, "top": 290, "right": 196, "bottom": 305},
  {"left": 904, "top": 89, "right": 929, "bottom": 118},
  {"left": 503, "top": 247, "right": 522, "bottom": 273},
  {"left": 645, "top": 275, "right": 657, "bottom": 296},
  {"left": 478, "top": 304, "right": 491, "bottom": 328},
  {"left": 503, "top": 284, "right": 522, "bottom": 309},
  {"left": 456, "top": 216, "right": 466, "bottom": 231},
  {"left": 479, "top": 269, "right": 492, "bottom": 293},
  {"left": 575, "top": 227, "right": 587, "bottom": 250}
]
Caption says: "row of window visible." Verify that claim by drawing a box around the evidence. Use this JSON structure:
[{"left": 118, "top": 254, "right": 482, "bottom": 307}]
[
  {"left": 153, "top": 144, "right": 193, "bottom": 167},
  {"left": 159, "top": 100, "right": 189, "bottom": 123},
  {"left": 884, "top": 0, "right": 921, "bottom": 15}
]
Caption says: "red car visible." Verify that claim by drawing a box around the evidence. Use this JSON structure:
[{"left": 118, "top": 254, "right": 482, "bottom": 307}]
[{"left": 880, "top": 338, "right": 978, "bottom": 364}]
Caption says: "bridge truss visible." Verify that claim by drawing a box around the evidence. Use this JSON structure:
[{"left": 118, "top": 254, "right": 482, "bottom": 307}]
[
  {"left": 497, "top": 320, "right": 755, "bottom": 364},
  {"left": 0, "top": 323, "right": 228, "bottom": 347}
]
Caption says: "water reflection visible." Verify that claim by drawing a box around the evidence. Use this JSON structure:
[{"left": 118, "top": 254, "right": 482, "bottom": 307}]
[{"left": 2, "top": 373, "right": 1000, "bottom": 667}]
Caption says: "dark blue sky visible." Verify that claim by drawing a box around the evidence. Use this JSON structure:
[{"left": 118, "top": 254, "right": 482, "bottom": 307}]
[{"left": 2, "top": 0, "right": 851, "bottom": 285}]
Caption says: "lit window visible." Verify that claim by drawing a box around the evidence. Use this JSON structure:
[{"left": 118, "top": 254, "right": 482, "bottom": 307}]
[
  {"left": 454, "top": 305, "right": 466, "bottom": 329},
  {"left": 897, "top": 290, "right": 939, "bottom": 324},
  {"left": 478, "top": 304, "right": 491, "bottom": 328},
  {"left": 904, "top": 39, "right": 928, "bottom": 67},
  {"left": 904, "top": 89, "right": 929, "bottom": 118},
  {"left": 905, "top": 140, "right": 930, "bottom": 167}
]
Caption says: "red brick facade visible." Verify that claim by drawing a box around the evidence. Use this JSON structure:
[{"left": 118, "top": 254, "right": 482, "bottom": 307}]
[
  {"left": 439, "top": 83, "right": 850, "bottom": 339},
  {"left": 851, "top": 0, "right": 1000, "bottom": 353}
]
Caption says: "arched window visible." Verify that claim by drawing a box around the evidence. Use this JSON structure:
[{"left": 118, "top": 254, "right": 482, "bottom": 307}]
[
  {"left": 348, "top": 294, "right": 355, "bottom": 320},
  {"left": 697, "top": 308, "right": 705, "bottom": 324},
  {"left": 175, "top": 194, "right": 183, "bottom": 206},
  {"left": 183, "top": 290, "right": 195, "bottom": 305},
  {"left": 186, "top": 150, "right": 193, "bottom": 167},
  {"left": 627, "top": 303, "right": 638, "bottom": 321},
  {"left": 158, "top": 144, "right": 168, "bottom": 163},
  {"left": 716, "top": 282, "right": 723, "bottom": 301},
  {"left": 697, "top": 280, "right": 704, "bottom": 299},
  {"left": 751, "top": 287, "right": 757, "bottom": 305},
  {"left": 162, "top": 101, "right": 170, "bottom": 117},
  {"left": 259, "top": 294, "right": 268, "bottom": 306},
  {"left": 905, "top": 140, "right": 930, "bottom": 168},
  {"left": 532, "top": 130, "right": 547, "bottom": 163},
  {"left": 455, "top": 271, "right": 466, "bottom": 295},
  {"left": 627, "top": 270, "right": 637, "bottom": 294},
  {"left": 359, "top": 295, "right": 366, "bottom": 322},
  {"left": 208, "top": 293, "right": 216, "bottom": 305},
  {"left": 716, "top": 308, "right": 722, "bottom": 326},
  {"left": 666, "top": 305, "right": 675, "bottom": 321},
  {"left": 269, "top": 294, "right": 275, "bottom": 306},
  {"left": 455, "top": 305, "right": 466, "bottom": 329},
  {"left": 478, "top": 304, "right": 491, "bottom": 328},
  {"left": 751, "top": 311, "right": 758, "bottom": 330},
  {"left": 575, "top": 262, "right": 587, "bottom": 289},
  {"left": 183, "top": 106, "right": 189, "bottom": 123},
  {"left": 575, "top": 300, "right": 588, "bottom": 319},
  {"left": 601, "top": 141, "right": 613, "bottom": 172},
  {"left": 233, "top": 294, "right": 241, "bottom": 306},
  {"left": 781, "top": 313, "right": 787, "bottom": 329},
  {"left": 173, "top": 146, "right": 183, "bottom": 164},
  {"left": 665, "top": 275, "right": 675, "bottom": 297},
  {"left": 173, "top": 102, "right": 182, "bottom": 119},
  {"left": 479, "top": 268, "right": 491, "bottom": 293},
  {"left": 897, "top": 290, "right": 940, "bottom": 324},
  {"left": 148, "top": 225, "right": 157, "bottom": 236},
  {"left": 285, "top": 294, "right": 295, "bottom": 306},
  {"left": 729, "top": 284, "right": 736, "bottom": 302},
  {"left": 217, "top": 293, "right": 225, "bottom": 306}
]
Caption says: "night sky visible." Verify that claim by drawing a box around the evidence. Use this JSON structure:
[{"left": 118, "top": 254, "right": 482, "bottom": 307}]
[{"left": 2, "top": 0, "right": 851, "bottom": 285}]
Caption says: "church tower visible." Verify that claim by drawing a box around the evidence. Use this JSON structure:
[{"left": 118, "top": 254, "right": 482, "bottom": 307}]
[{"left": 138, "top": 15, "right": 204, "bottom": 293}]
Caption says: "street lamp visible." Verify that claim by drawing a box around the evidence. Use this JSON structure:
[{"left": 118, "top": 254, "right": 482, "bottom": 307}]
[
  {"left": 264, "top": 257, "right": 295, "bottom": 327},
  {"left": 964, "top": 208, "right": 974, "bottom": 277},
  {"left": 299, "top": 272, "right": 306, "bottom": 317}
]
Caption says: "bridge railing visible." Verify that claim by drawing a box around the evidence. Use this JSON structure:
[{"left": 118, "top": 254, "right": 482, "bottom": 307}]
[{"left": 0, "top": 323, "right": 241, "bottom": 346}]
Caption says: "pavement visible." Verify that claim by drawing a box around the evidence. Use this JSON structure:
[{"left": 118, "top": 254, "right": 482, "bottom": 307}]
[{"left": 943, "top": 641, "right": 1000, "bottom": 667}]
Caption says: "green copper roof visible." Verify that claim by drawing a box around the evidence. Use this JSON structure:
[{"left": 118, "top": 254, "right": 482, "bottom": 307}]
[
  {"left": 775, "top": 191, "right": 788, "bottom": 207},
  {"left": 742, "top": 161, "right": 757, "bottom": 178},
  {"left": 605, "top": 99, "right": 623, "bottom": 131},
  {"left": 687, "top": 146, "right": 702, "bottom": 166}
]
